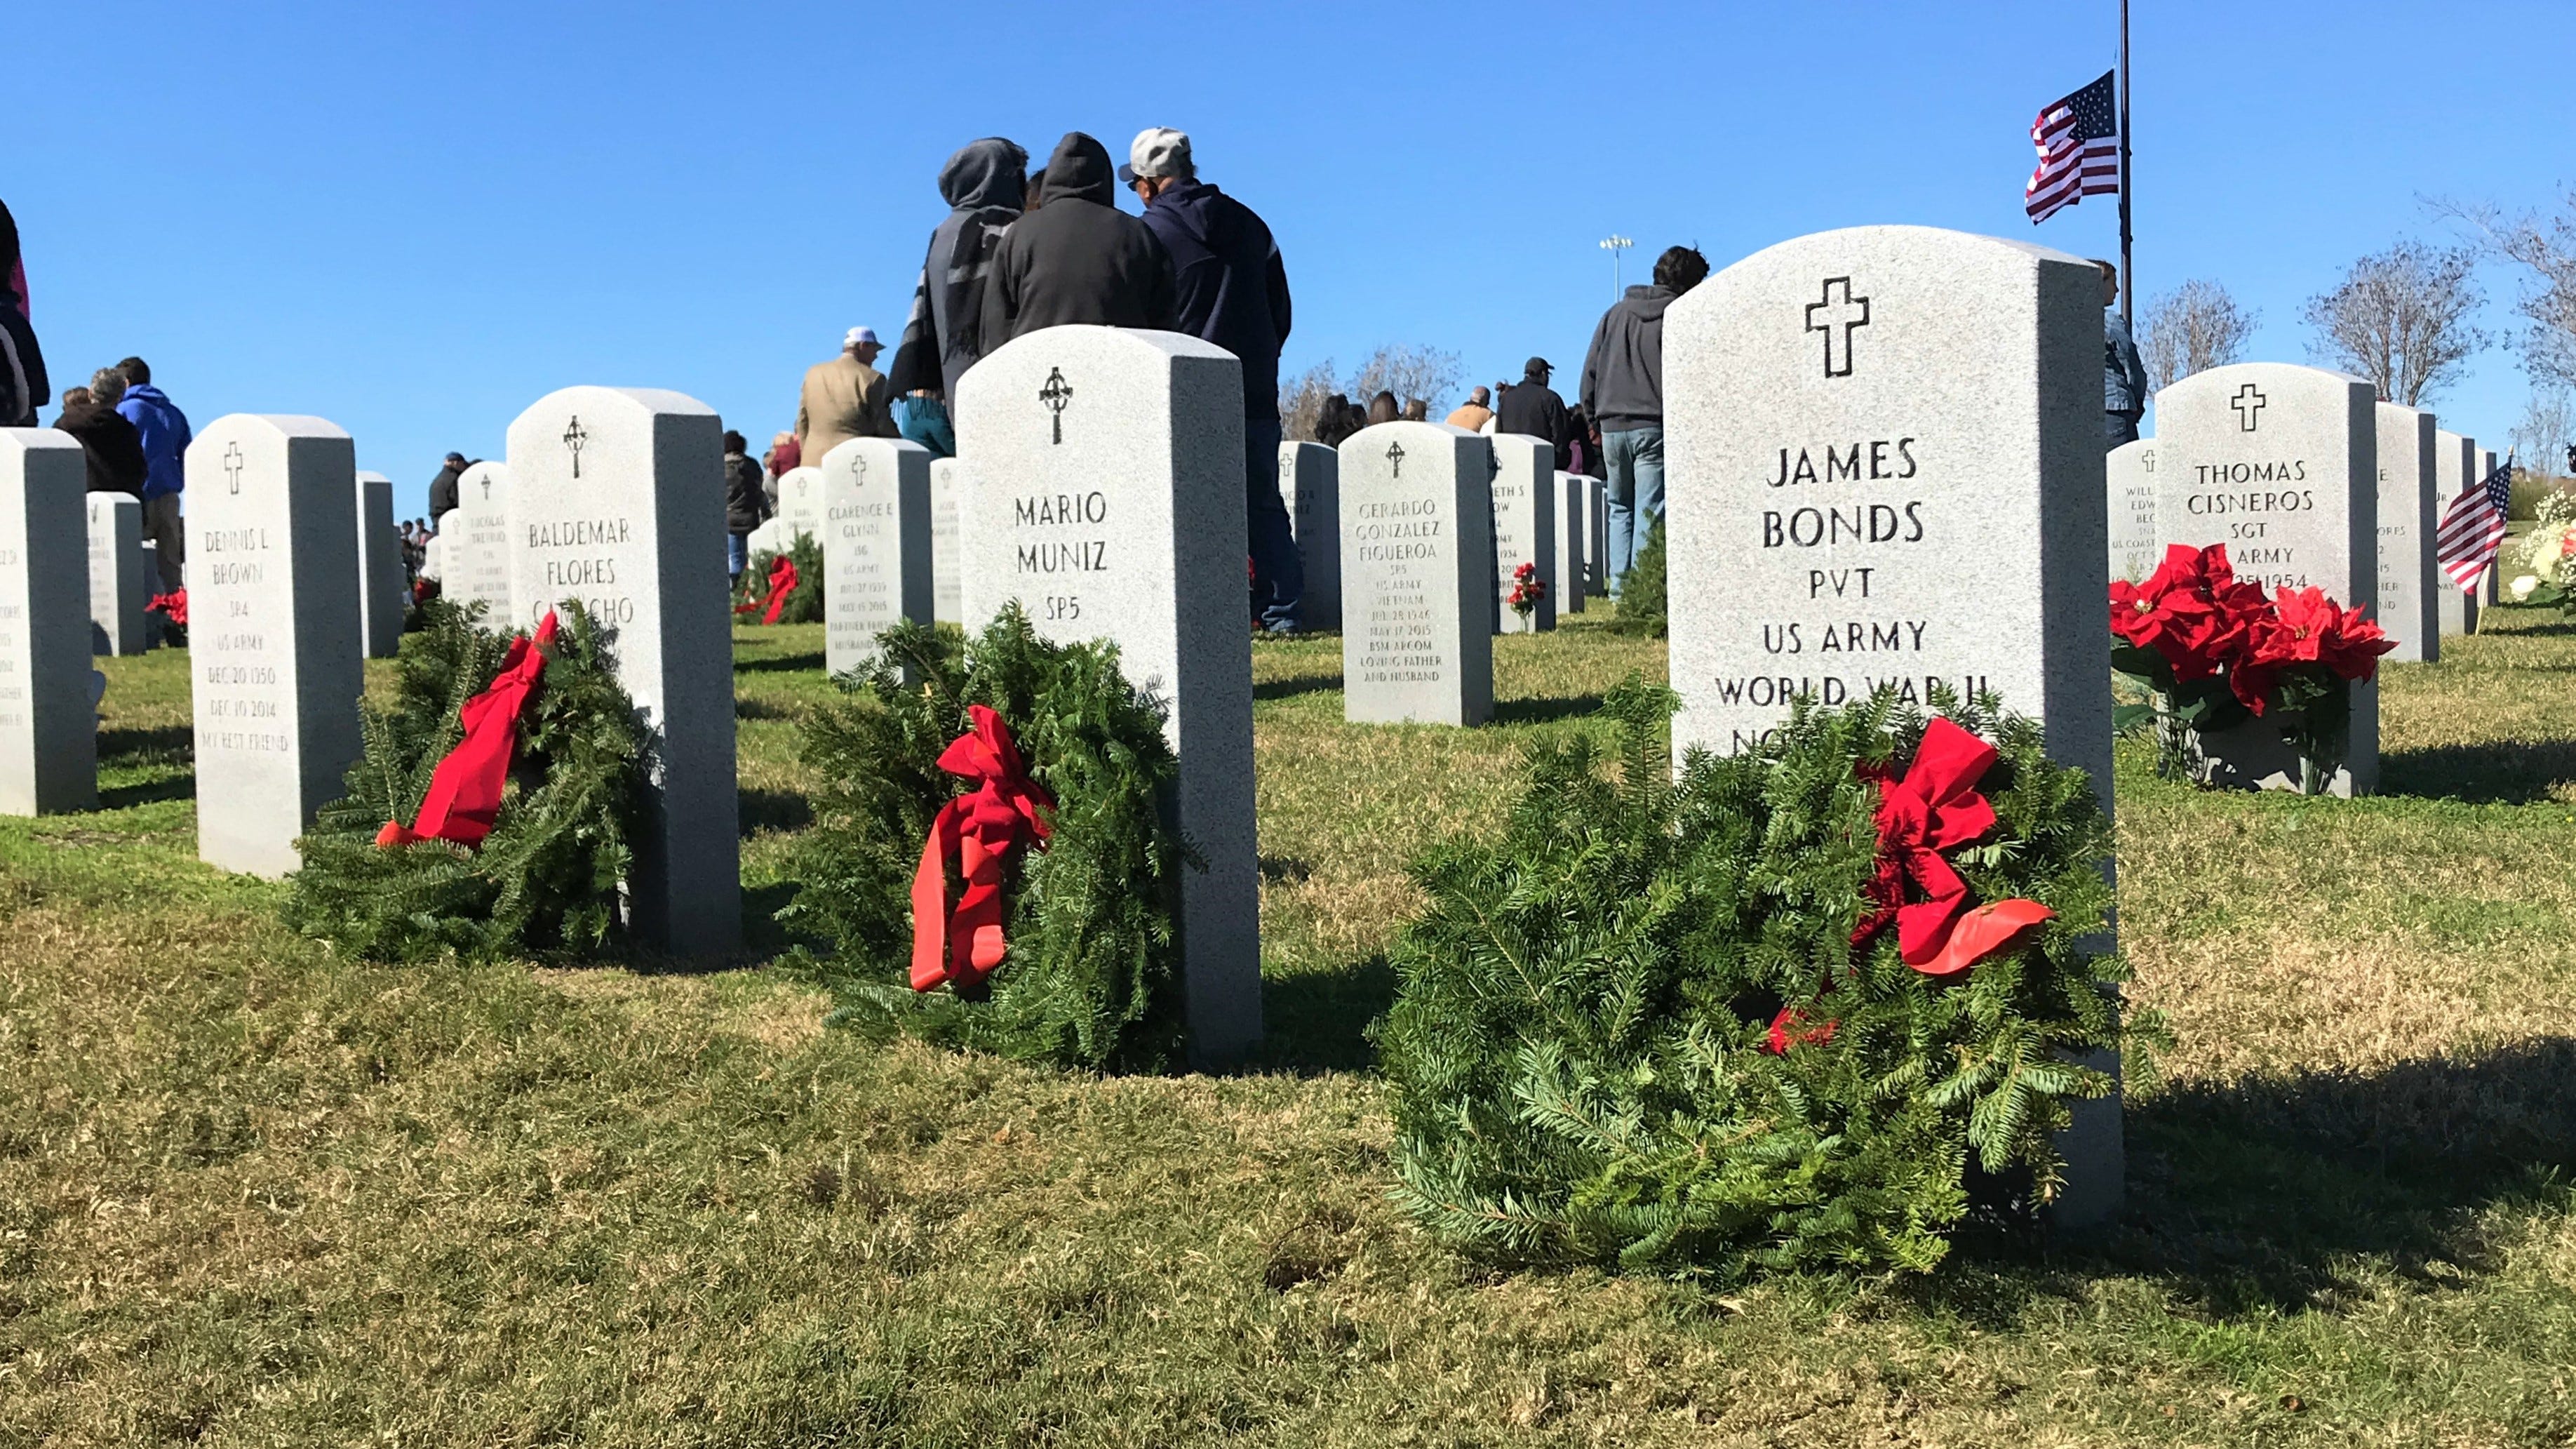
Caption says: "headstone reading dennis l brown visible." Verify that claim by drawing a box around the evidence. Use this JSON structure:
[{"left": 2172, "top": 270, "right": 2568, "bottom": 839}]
[
  {"left": 1339, "top": 421, "right": 1495, "bottom": 727},
  {"left": 2106, "top": 438, "right": 2158, "bottom": 582},
  {"left": 88, "top": 491, "right": 146, "bottom": 655},
  {"left": 0, "top": 429, "right": 96, "bottom": 815},
  {"left": 817, "top": 436, "right": 934, "bottom": 676},
  {"left": 1277, "top": 440, "right": 1341, "bottom": 631},
  {"left": 506, "top": 387, "right": 740, "bottom": 956},
  {"left": 2434, "top": 429, "right": 2477, "bottom": 638},
  {"left": 1554, "top": 469, "right": 1588, "bottom": 615},
  {"left": 355, "top": 470, "right": 403, "bottom": 658},
  {"left": 954, "top": 324, "right": 1261, "bottom": 1067},
  {"left": 1487, "top": 434, "right": 1557, "bottom": 634},
  {"left": 2374, "top": 401, "right": 2438, "bottom": 664},
  {"left": 450, "top": 460, "right": 514, "bottom": 621},
  {"left": 185, "top": 415, "right": 365, "bottom": 874},
  {"left": 1662, "top": 225, "right": 2120, "bottom": 1229},
  {"left": 2154, "top": 361, "right": 2378, "bottom": 795},
  {"left": 928, "top": 456, "right": 963, "bottom": 625},
  {"left": 776, "top": 465, "right": 826, "bottom": 545}
]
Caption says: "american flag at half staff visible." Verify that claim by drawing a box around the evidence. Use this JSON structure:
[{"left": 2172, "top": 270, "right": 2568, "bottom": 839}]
[
  {"left": 2026, "top": 70, "right": 2120, "bottom": 224},
  {"left": 2435, "top": 454, "right": 2516, "bottom": 594}
]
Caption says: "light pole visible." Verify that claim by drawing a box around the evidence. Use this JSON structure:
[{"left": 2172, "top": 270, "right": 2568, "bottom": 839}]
[{"left": 1599, "top": 234, "right": 1632, "bottom": 299}]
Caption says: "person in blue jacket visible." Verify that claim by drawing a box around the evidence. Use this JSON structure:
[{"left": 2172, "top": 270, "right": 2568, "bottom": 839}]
[
  {"left": 2100, "top": 261, "right": 2150, "bottom": 448},
  {"left": 115, "top": 356, "right": 192, "bottom": 589}
]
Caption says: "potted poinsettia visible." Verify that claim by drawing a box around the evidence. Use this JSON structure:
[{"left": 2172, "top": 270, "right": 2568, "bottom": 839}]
[{"left": 2110, "top": 543, "right": 2395, "bottom": 795}]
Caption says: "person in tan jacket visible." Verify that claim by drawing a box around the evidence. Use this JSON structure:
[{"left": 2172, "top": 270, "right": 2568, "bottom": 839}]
[{"left": 795, "top": 326, "right": 899, "bottom": 462}]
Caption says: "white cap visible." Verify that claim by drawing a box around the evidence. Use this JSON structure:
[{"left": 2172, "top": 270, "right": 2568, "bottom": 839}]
[{"left": 845, "top": 326, "right": 880, "bottom": 350}]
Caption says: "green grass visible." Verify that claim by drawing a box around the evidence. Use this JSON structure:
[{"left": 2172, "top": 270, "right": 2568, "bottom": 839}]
[{"left": 6, "top": 606, "right": 2576, "bottom": 1445}]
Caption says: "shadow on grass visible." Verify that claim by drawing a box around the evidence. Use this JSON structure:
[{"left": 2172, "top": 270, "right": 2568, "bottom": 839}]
[
  {"left": 1256, "top": 954, "right": 1397, "bottom": 1074},
  {"left": 2378, "top": 740, "right": 2576, "bottom": 803},
  {"left": 98, "top": 724, "right": 192, "bottom": 765},
  {"left": 1491, "top": 694, "right": 1606, "bottom": 726},
  {"left": 739, "top": 788, "right": 814, "bottom": 836},
  {"left": 1254, "top": 674, "right": 1342, "bottom": 702},
  {"left": 735, "top": 650, "right": 828, "bottom": 674},
  {"left": 99, "top": 775, "right": 196, "bottom": 811}
]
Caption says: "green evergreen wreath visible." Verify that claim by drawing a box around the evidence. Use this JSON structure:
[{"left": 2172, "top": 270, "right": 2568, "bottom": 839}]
[
  {"left": 783, "top": 606, "right": 1189, "bottom": 1071},
  {"left": 283, "top": 600, "right": 648, "bottom": 961},
  {"left": 1376, "top": 679, "right": 2149, "bottom": 1278},
  {"left": 1610, "top": 514, "right": 1666, "bottom": 638},
  {"left": 737, "top": 532, "right": 825, "bottom": 624}
]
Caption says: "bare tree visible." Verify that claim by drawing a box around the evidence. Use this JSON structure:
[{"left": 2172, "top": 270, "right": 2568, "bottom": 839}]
[
  {"left": 2138, "top": 279, "right": 2260, "bottom": 391},
  {"left": 2434, "top": 190, "right": 2576, "bottom": 389},
  {"left": 1348, "top": 344, "right": 1463, "bottom": 418},
  {"left": 2300, "top": 241, "right": 2489, "bottom": 405},
  {"left": 1278, "top": 359, "right": 1339, "bottom": 442},
  {"left": 2511, "top": 389, "right": 2574, "bottom": 484}
]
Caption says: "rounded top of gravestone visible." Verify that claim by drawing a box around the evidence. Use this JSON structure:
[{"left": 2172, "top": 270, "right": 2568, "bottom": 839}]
[
  {"left": 976, "top": 323, "right": 1237, "bottom": 371},
  {"left": 192, "top": 414, "right": 353, "bottom": 444},
  {"left": 817, "top": 435, "right": 930, "bottom": 481},
  {"left": 0, "top": 427, "right": 84, "bottom": 461},
  {"left": 1671, "top": 225, "right": 2098, "bottom": 328},
  {"left": 2155, "top": 360, "right": 2372, "bottom": 410},
  {"left": 459, "top": 459, "right": 511, "bottom": 487},
  {"left": 2436, "top": 427, "right": 2467, "bottom": 446},
  {"left": 508, "top": 386, "right": 718, "bottom": 432},
  {"left": 356, "top": 469, "right": 392, "bottom": 484}
]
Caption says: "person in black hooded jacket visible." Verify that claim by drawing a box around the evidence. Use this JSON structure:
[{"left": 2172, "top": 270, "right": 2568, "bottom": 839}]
[
  {"left": 980, "top": 132, "right": 1177, "bottom": 347},
  {"left": 887, "top": 138, "right": 1029, "bottom": 403}
]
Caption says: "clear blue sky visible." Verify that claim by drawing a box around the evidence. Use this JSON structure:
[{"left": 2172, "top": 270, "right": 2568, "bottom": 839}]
[{"left": 12, "top": 0, "right": 2570, "bottom": 521}]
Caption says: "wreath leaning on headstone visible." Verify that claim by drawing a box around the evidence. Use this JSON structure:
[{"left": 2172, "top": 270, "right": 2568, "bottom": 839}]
[
  {"left": 736, "top": 532, "right": 825, "bottom": 625},
  {"left": 783, "top": 606, "right": 1190, "bottom": 1072},
  {"left": 1376, "top": 679, "right": 2153, "bottom": 1279},
  {"left": 284, "top": 599, "right": 648, "bottom": 961}
]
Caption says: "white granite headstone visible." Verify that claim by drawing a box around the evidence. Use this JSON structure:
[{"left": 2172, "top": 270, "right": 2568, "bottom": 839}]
[
  {"left": 421, "top": 516, "right": 448, "bottom": 585},
  {"left": 954, "top": 324, "right": 1261, "bottom": 1066},
  {"left": 87, "top": 492, "right": 147, "bottom": 655},
  {"left": 2155, "top": 362, "right": 2378, "bottom": 794},
  {"left": 1340, "top": 422, "right": 1494, "bottom": 727},
  {"left": 928, "top": 457, "right": 963, "bottom": 625},
  {"left": 1487, "top": 434, "right": 1556, "bottom": 634},
  {"left": 817, "top": 436, "right": 934, "bottom": 675},
  {"left": 1585, "top": 476, "right": 1608, "bottom": 594},
  {"left": 506, "top": 387, "right": 740, "bottom": 956},
  {"left": 355, "top": 470, "right": 403, "bottom": 658},
  {"left": 1277, "top": 441, "right": 1341, "bottom": 631},
  {"left": 185, "top": 415, "right": 365, "bottom": 874},
  {"left": 776, "top": 465, "right": 826, "bottom": 545},
  {"left": 0, "top": 430, "right": 96, "bottom": 815},
  {"left": 450, "top": 461, "right": 514, "bottom": 621},
  {"left": 1553, "top": 471, "right": 1588, "bottom": 615},
  {"left": 2106, "top": 439, "right": 2158, "bottom": 582},
  {"left": 2374, "top": 403, "right": 2438, "bottom": 663},
  {"left": 2434, "top": 430, "right": 2477, "bottom": 637}
]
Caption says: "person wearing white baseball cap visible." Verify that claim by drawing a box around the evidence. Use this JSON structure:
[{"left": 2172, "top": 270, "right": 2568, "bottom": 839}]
[{"left": 794, "top": 324, "right": 898, "bottom": 465}]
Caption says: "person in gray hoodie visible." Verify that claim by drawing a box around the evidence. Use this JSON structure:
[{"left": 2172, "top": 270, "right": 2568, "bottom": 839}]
[
  {"left": 887, "top": 138, "right": 1030, "bottom": 407},
  {"left": 1580, "top": 245, "right": 1708, "bottom": 596}
]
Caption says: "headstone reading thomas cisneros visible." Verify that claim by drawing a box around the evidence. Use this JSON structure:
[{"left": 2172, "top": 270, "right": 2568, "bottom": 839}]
[
  {"left": 0, "top": 429, "right": 96, "bottom": 815},
  {"left": 1339, "top": 420, "right": 1496, "bottom": 728},
  {"left": 2374, "top": 402, "right": 2439, "bottom": 664},
  {"left": 87, "top": 491, "right": 147, "bottom": 655},
  {"left": 817, "top": 436, "right": 935, "bottom": 676},
  {"left": 2106, "top": 438, "right": 2158, "bottom": 582},
  {"left": 1487, "top": 434, "right": 1557, "bottom": 634},
  {"left": 1277, "top": 440, "right": 1341, "bottom": 631},
  {"left": 355, "top": 470, "right": 404, "bottom": 658}
]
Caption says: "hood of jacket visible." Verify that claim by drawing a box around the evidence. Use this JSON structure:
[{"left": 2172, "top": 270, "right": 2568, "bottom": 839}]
[
  {"left": 938, "top": 138, "right": 1028, "bottom": 213},
  {"left": 1038, "top": 133, "right": 1117, "bottom": 208},
  {"left": 1617, "top": 283, "right": 1676, "bottom": 321}
]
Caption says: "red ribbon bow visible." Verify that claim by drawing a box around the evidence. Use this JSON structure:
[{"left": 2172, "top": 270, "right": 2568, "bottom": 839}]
[
  {"left": 909, "top": 705, "right": 1055, "bottom": 993},
  {"left": 376, "top": 610, "right": 560, "bottom": 849},
  {"left": 147, "top": 589, "right": 189, "bottom": 627},
  {"left": 737, "top": 554, "right": 800, "bottom": 625},
  {"left": 1852, "top": 717, "right": 2054, "bottom": 977}
]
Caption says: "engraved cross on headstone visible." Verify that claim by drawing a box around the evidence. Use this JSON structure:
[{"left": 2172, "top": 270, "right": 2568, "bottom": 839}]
[
  {"left": 1386, "top": 439, "right": 1405, "bottom": 479},
  {"left": 1038, "top": 367, "right": 1073, "bottom": 445},
  {"left": 1804, "top": 276, "right": 1871, "bottom": 379},
  {"left": 2230, "top": 383, "right": 2267, "bottom": 432},
  {"left": 563, "top": 415, "right": 589, "bottom": 478},
  {"left": 847, "top": 455, "right": 868, "bottom": 485},
  {"left": 222, "top": 442, "right": 245, "bottom": 495}
]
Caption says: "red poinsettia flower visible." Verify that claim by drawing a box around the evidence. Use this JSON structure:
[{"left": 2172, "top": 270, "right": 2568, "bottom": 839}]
[{"left": 2108, "top": 544, "right": 2265, "bottom": 681}]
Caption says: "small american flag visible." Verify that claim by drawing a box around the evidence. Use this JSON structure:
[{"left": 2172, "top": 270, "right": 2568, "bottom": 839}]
[
  {"left": 2026, "top": 71, "right": 2121, "bottom": 225},
  {"left": 2435, "top": 454, "right": 2516, "bottom": 593}
]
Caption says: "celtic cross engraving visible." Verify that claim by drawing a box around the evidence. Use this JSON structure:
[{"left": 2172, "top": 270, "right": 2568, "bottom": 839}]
[
  {"left": 563, "top": 416, "right": 589, "bottom": 479},
  {"left": 1039, "top": 367, "right": 1073, "bottom": 445},
  {"left": 1386, "top": 440, "right": 1405, "bottom": 479}
]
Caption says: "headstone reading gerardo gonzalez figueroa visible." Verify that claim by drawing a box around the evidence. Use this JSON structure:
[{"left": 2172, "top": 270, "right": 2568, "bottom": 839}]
[
  {"left": 2375, "top": 402, "right": 2439, "bottom": 664},
  {"left": 817, "top": 436, "right": 934, "bottom": 676},
  {"left": 928, "top": 456, "right": 963, "bottom": 625},
  {"left": 87, "top": 491, "right": 146, "bottom": 655},
  {"left": 1487, "top": 434, "right": 1557, "bottom": 634},
  {"left": 1662, "top": 225, "right": 2120, "bottom": 1228},
  {"left": 1338, "top": 421, "right": 1495, "bottom": 728},
  {"left": 2434, "top": 430, "right": 2477, "bottom": 637},
  {"left": 355, "top": 470, "right": 404, "bottom": 658},
  {"left": 776, "top": 465, "right": 827, "bottom": 545},
  {"left": 1554, "top": 469, "right": 1588, "bottom": 615},
  {"left": 2155, "top": 361, "right": 2379, "bottom": 795},
  {"left": 450, "top": 460, "right": 514, "bottom": 621},
  {"left": 1277, "top": 440, "right": 1341, "bottom": 631},
  {"left": 505, "top": 387, "right": 740, "bottom": 956},
  {"left": 2107, "top": 439, "right": 2158, "bottom": 583},
  {"left": 0, "top": 430, "right": 97, "bottom": 815},
  {"left": 953, "top": 324, "right": 1261, "bottom": 1067},
  {"left": 185, "top": 416, "right": 365, "bottom": 872}
]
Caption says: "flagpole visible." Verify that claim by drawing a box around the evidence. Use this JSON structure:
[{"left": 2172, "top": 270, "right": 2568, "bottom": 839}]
[{"left": 2118, "top": 0, "right": 2134, "bottom": 327}]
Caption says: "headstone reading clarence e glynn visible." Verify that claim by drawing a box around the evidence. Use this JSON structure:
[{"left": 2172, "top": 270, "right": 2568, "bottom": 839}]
[
  {"left": 355, "top": 470, "right": 403, "bottom": 658},
  {"left": 1663, "top": 225, "right": 2120, "bottom": 1229},
  {"left": 1277, "top": 440, "right": 1341, "bottom": 631},
  {"left": 1554, "top": 470, "right": 1588, "bottom": 615},
  {"left": 1339, "top": 421, "right": 1496, "bottom": 728},
  {"left": 928, "top": 456, "right": 963, "bottom": 625},
  {"left": 2155, "top": 362, "right": 2378, "bottom": 795},
  {"left": 2106, "top": 439, "right": 2158, "bottom": 582},
  {"left": 776, "top": 465, "right": 826, "bottom": 545},
  {"left": 506, "top": 387, "right": 740, "bottom": 956},
  {"left": 186, "top": 415, "right": 365, "bottom": 875},
  {"left": 450, "top": 460, "right": 514, "bottom": 621},
  {"left": 954, "top": 324, "right": 1261, "bottom": 1066},
  {"left": 817, "top": 436, "right": 934, "bottom": 675},
  {"left": 88, "top": 492, "right": 146, "bottom": 655},
  {"left": 0, "top": 430, "right": 96, "bottom": 815},
  {"left": 1487, "top": 433, "right": 1556, "bottom": 634},
  {"left": 2375, "top": 402, "right": 2439, "bottom": 664},
  {"left": 2434, "top": 430, "right": 2478, "bottom": 637}
]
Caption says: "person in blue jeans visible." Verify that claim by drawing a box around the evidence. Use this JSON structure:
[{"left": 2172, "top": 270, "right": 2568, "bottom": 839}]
[{"left": 1580, "top": 246, "right": 1708, "bottom": 596}]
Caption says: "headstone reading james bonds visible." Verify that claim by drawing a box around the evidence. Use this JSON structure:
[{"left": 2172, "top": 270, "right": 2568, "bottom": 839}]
[
  {"left": 2374, "top": 403, "right": 2438, "bottom": 663},
  {"left": 2106, "top": 438, "right": 2158, "bottom": 582},
  {"left": 2154, "top": 361, "right": 2378, "bottom": 795},
  {"left": 1277, "top": 440, "right": 1341, "bottom": 631},
  {"left": 355, "top": 470, "right": 403, "bottom": 658},
  {"left": 186, "top": 415, "right": 364, "bottom": 874},
  {"left": 2434, "top": 430, "right": 2477, "bottom": 637},
  {"left": 817, "top": 436, "right": 934, "bottom": 676},
  {"left": 928, "top": 456, "right": 963, "bottom": 625},
  {"left": 1663, "top": 225, "right": 2119, "bottom": 1228},
  {"left": 1340, "top": 422, "right": 1494, "bottom": 727},
  {"left": 0, "top": 430, "right": 95, "bottom": 815},
  {"left": 450, "top": 461, "right": 514, "bottom": 620},
  {"left": 1554, "top": 470, "right": 1588, "bottom": 615},
  {"left": 88, "top": 492, "right": 146, "bottom": 655},
  {"left": 953, "top": 324, "right": 1261, "bottom": 1066},
  {"left": 776, "top": 465, "right": 826, "bottom": 545},
  {"left": 1487, "top": 434, "right": 1556, "bottom": 633},
  {"left": 506, "top": 387, "right": 740, "bottom": 955}
]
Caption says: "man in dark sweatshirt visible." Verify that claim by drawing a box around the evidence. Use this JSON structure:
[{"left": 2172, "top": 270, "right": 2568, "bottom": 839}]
[
  {"left": 1496, "top": 356, "right": 1573, "bottom": 471},
  {"left": 980, "top": 131, "right": 1177, "bottom": 347},
  {"left": 1127, "top": 126, "right": 1303, "bottom": 634},
  {"left": 1580, "top": 245, "right": 1708, "bottom": 595}
]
